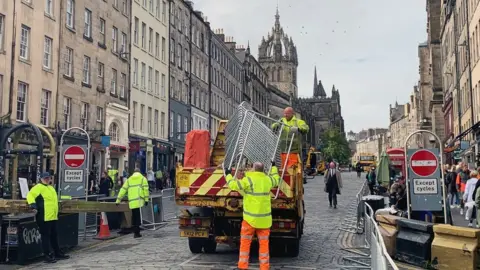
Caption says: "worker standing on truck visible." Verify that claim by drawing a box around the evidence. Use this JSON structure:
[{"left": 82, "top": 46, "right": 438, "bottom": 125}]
[
  {"left": 27, "top": 172, "right": 70, "bottom": 263},
  {"left": 115, "top": 167, "right": 150, "bottom": 238},
  {"left": 225, "top": 161, "right": 281, "bottom": 270},
  {"left": 271, "top": 107, "right": 309, "bottom": 183}
]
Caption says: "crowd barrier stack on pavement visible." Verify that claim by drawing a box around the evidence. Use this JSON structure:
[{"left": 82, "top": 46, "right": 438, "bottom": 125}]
[
  {"left": 375, "top": 213, "right": 404, "bottom": 257},
  {"left": 395, "top": 219, "right": 434, "bottom": 267},
  {"left": 431, "top": 224, "right": 480, "bottom": 270}
]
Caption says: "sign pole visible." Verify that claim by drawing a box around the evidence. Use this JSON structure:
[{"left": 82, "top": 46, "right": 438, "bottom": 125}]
[{"left": 403, "top": 130, "right": 446, "bottom": 223}]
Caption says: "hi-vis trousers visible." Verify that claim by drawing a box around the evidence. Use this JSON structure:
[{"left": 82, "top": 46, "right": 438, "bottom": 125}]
[{"left": 238, "top": 220, "right": 270, "bottom": 270}]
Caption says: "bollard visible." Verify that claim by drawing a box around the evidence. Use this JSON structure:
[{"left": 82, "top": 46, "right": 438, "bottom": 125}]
[
  {"left": 431, "top": 224, "right": 480, "bottom": 270},
  {"left": 375, "top": 213, "right": 404, "bottom": 258},
  {"left": 396, "top": 218, "right": 434, "bottom": 267}
]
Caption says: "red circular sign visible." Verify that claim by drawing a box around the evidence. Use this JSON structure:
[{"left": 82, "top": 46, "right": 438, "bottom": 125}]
[
  {"left": 410, "top": 149, "right": 438, "bottom": 177},
  {"left": 64, "top": 146, "right": 86, "bottom": 168}
]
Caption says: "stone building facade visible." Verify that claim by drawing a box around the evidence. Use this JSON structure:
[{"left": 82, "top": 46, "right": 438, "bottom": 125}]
[
  {"left": 236, "top": 47, "right": 269, "bottom": 115},
  {"left": 57, "top": 0, "right": 130, "bottom": 174},
  {"left": 258, "top": 8, "right": 298, "bottom": 97},
  {"left": 129, "top": 0, "right": 171, "bottom": 173},
  {"left": 0, "top": 0, "right": 61, "bottom": 128},
  {"left": 190, "top": 10, "right": 210, "bottom": 133},
  {"left": 169, "top": 0, "right": 191, "bottom": 163},
  {"left": 210, "top": 30, "right": 243, "bottom": 139}
]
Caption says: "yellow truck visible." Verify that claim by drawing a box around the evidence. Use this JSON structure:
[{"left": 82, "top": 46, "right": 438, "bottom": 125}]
[
  {"left": 176, "top": 118, "right": 305, "bottom": 257},
  {"left": 357, "top": 153, "right": 376, "bottom": 172},
  {"left": 305, "top": 147, "right": 326, "bottom": 175}
]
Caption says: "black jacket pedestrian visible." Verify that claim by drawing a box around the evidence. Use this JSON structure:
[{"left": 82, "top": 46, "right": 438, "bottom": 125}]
[
  {"left": 99, "top": 176, "right": 113, "bottom": 197},
  {"left": 445, "top": 171, "right": 457, "bottom": 194}
]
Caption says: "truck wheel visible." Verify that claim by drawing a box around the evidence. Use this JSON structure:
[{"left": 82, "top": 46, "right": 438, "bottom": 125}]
[
  {"left": 203, "top": 238, "right": 217, "bottom": 253},
  {"left": 285, "top": 238, "right": 300, "bottom": 257},
  {"left": 188, "top": 238, "right": 204, "bottom": 254}
]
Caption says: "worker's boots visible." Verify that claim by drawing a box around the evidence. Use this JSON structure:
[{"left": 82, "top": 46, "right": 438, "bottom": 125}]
[{"left": 44, "top": 254, "right": 57, "bottom": 263}]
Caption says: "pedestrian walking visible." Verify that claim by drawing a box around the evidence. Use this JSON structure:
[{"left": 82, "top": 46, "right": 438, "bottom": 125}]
[
  {"left": 224, "top": 161, "right": 280, "bottom": 270},
  {"left": 147, "top": 167, "right": 155, "bottom": 191},
  {"left": 324, "top": 162, "right": 343, "bottom": 209},
  {"left": 355, "top": 163, "right": 362, "bottom": 178},
  {"left": 444, "top": 165, "right": 459, "bottom": 208},
  {"left": 366, "top": 167, "right": 377, "bottom": 195},
  {"left": 456, "top": 163, "right": 470, "bottom": 215},
  {"left": 116, "top": 167, "right": 150, "bottom": 238},
  {"left": 26, "top": 172, "right": 70, "bottom": 263},
  {"left": 463, "top": 170, "right": 479, "bottom": 227}
]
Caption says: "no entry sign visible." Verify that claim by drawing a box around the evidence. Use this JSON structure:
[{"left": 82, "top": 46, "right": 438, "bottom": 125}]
[
  {"left": 63, "top": 146, "right": 86, "bottom": 168},
  {"left": 410, "top": 149, "right": 438, "bottom": 177}
]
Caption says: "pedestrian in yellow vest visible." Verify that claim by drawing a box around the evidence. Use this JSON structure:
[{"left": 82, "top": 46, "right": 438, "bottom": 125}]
[
  {"left": 225, "top": 161, "right": 281, "bottom": 270},
  {"left": 116, "top": 167, "right": 149, "bottom": 238},
  {"left": 27, "top": 172, "right": 70, "bottom": 263},
  {"left": 107, "top": 165, "right": 118, "bottom": 197}
]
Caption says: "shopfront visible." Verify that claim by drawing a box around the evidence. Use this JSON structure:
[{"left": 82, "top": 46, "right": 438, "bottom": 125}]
[
  {"left": 153, "top": 140, "right": 173, "bottom": 172},
  {"left": 128, "top": 137, "right": 153, "bottom": 175}
]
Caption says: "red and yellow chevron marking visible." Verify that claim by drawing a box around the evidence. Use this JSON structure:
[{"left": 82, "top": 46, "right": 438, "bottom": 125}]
[{"left": 177, "top": 167, "right": 296, "bottom": 198}]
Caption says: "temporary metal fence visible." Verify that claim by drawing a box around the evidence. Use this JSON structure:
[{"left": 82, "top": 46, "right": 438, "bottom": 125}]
[
  {"left": 223, "top": 101, "right": 297, "bottom": 199},
  {"left": 161, "top": 188, "right": 178, "bottom": 221},
  {"left": 140, "top": 188, "right": 178, "bottom": 230},
  {"left": 342, "top": 180, "right": 399, "bottom": 270},
  {"left": 140, "top": 193, "right": 164, "bottom": 230},
  {"left": 73, "top": 194, "right": 100, "bottom": 240}
]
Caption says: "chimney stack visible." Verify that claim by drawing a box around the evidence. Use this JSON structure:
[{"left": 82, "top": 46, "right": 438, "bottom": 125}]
[{"left": 224, "top": 36, "right": 236, "bottom": 54}]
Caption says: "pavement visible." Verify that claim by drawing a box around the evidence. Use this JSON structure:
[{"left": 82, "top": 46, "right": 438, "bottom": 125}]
[{"left": 5, "top": 172, "right": 366, "bottom": 270}]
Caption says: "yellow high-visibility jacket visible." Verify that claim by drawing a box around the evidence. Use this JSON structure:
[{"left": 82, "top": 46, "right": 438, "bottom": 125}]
[
  {"left": 271, "top": 116, "right": 309, "bottom": 153},
  {"left": 116, "top": 172, "right": 149, "bottom": 209},
  {"left": 26, "top": 183, "right": 59, "bottom": 222},
  {"left": 227, "top": 166, "right": 281, "bottom": 229}
]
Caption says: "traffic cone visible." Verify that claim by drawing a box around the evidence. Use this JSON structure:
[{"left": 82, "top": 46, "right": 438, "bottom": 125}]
[{"left": 95, "top": 212, "right": 115, "bottom": 240}]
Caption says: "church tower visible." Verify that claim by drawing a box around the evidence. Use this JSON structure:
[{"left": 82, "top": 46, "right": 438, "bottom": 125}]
[{"left": 258, "top": 7, "right": 298, "bottom": 97}]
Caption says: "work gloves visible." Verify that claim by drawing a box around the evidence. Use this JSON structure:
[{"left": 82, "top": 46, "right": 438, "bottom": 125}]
[
  {"left": 290, "top": 126, "right": 299, "bottom": 134},
  {"left": 145, "top": 202, "right": 148, "bottom": 207},
  {"left": 224, "top": 168, "right": 232, "bottom": 176}
]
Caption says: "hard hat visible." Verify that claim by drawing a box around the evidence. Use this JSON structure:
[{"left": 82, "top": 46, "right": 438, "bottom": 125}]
[{"left": 107, "top": 165, "right": 112, "bottom": 169}]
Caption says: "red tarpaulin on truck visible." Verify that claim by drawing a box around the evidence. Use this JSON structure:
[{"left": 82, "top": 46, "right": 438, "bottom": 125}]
[{"left": 184, "top": 130, "right": 211, "bottom": 168}]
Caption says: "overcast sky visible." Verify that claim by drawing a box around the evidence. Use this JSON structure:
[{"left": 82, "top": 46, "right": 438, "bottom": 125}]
[{"left": 193, "top": 0, "right": 427, "bottom": 133}]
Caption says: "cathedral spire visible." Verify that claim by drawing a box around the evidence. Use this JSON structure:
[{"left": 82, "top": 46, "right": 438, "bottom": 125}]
[
  {"left": 313, "top": 66, "right": 318, "bottom": 96},
  {"left": 275, "top": 6, "right": 280, "bottom": 30}
]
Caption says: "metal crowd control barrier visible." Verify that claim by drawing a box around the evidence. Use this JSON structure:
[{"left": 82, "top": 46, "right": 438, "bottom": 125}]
[
  {"left": 140, "top": 193, "right": 164, "bottom": 230},
  {"left": 140, "top": 188, "right": 178, "bottom": 230},
  {"left": 342, "top": 180, "right": 399, "bottom": 270},
  {"left": 161, "top": 188, "right": 177, "bottom": 221},
  {"left": 72, "top": 194, "right": 100, "bottom": 240}
]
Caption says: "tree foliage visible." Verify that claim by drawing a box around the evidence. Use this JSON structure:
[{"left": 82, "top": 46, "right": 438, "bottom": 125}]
[{"left": 320, "top": 127, "right": 351, "bottom": 164}]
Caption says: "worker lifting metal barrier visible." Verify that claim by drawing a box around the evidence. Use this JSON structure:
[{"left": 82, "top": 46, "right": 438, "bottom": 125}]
[{"left": 222, "top": 102, "right": 297, "bottom": 199}]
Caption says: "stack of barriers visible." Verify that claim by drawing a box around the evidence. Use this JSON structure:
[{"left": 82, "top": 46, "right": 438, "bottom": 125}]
[{"left": 342, "top": 180, "right": 400, "bottom": 270}]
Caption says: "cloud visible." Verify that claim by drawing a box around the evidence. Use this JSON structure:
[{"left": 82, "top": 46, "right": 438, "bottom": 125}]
[{"left": 193, "top": 0, "right": 427, "bottom": 132}]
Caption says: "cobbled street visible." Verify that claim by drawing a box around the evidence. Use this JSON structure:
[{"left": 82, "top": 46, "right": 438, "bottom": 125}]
[{"left": 20, "top": 172, "right": 365, "bottom": 270}]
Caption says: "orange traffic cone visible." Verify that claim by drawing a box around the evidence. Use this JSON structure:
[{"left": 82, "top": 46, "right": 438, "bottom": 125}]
[{"left": 95, "top": 212, "right": 115, "bottom": 240}]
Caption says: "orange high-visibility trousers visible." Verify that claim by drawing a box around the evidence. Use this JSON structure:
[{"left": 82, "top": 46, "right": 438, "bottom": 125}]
[{"left": 238, "top": 220, "right": 270, "bottom": 270}]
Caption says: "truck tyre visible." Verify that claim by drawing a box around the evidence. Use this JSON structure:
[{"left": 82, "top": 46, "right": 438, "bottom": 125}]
[
  {"left": 285, "top": 238, "right": 300, "bottom": 257},
  {"left": 188, "top": 238, "right": 204, "bottom": 254},
  {"left": 203, "top": 238, "right": 217, "bottom": 253}
]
